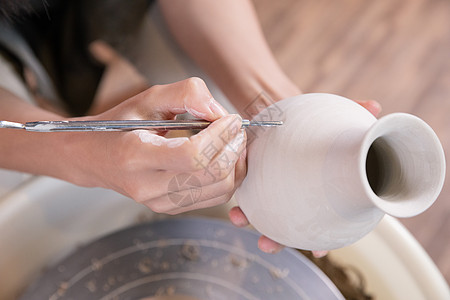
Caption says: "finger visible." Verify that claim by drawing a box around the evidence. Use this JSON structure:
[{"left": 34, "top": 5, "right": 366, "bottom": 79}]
[
  {"left": 146, "top": 180, "right": 237, "bottom": 214},
  {"left": 138, "top": 77, "right": 228, "bottom": 120},
  {"left": 229, "top": 206, "right": 250, "bottom": 227},
  {"left": 115, "top": 117, "right": 245, "bottom": 203},
  {"left": 355, "top": 100, "right": 382, "bottom": 117},
  {"left": 99, "top": 77, "right": 227, "bottom": 121},
  {"left": 258, "top": 235, "right": 284, "bottom": 254},
  {"left": 312, "top": 250, "right": 328, "bottom": 258},
  {"left": 192, "top": 128, "right": 246, "bottom": 184},
  {"left": 145, "top": 135, "right": 246, "bottom": 214},
  {"left": 155, "top": 114, "right": 243, "bottom": 172},
  {"left": 230, "top": 205, "right": 285, "bottom": 254},
  {"left": 190, "top": 115, "right": 243, "bottom": 168},
  {"left": 129, "top": 127, "right": 245, "bottom": 202},
  {"left": 166, "top": 192, "right": 235, "bottom": 215},
  {"left": 234, "top": 145, "right": 247, "bottom": 188},
  {"left": 119, "top": 115, "right": 243, "bottom": 173},
  {"left": 147, "top": 152, "right": 242, "bottom": 214}
]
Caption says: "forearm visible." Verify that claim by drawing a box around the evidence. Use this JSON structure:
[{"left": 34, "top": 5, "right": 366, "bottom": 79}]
[
  {"left": 1, "top": 78, "right": 248, "bottom": 214},
  {"left": 0, "top": 88, "right": 96, "bottom": 186},
  {"left": 159, "top": 0, "right": 300, "bottom": 117}
]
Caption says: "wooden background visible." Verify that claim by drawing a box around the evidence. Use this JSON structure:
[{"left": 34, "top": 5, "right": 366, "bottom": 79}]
[{"left": 252, "top": 0, "right": 450, "bottom": 283}]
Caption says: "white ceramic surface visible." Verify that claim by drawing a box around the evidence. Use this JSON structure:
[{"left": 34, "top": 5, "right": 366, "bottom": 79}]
[
  {"left": 330, "top": 216, "right": 450, "bottom": 300},
  {"left": 236, "top": 93, "right": 446, "bottom": 250}
]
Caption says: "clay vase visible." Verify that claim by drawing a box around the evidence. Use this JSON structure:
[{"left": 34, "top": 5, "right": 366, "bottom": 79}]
[{"left": 235, "top": 93, "right": 446, "bottom": 251}]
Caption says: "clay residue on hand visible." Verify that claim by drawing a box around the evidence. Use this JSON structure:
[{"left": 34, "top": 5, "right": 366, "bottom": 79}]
[{"left": 134, "top": 130, "right": 188, "bottom": 148}]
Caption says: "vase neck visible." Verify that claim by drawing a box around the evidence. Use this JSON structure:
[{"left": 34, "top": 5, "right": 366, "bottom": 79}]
[{"left": 359, "top": 113, "right": 445, "bottom": 218}]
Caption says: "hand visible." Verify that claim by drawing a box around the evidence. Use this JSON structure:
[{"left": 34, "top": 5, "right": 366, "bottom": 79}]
[
  {"left": 229, "top": 99, "right": 382, "bottom": 255},
  {"left": 68, "top": 77, "right": 247, "bottom": 214}
]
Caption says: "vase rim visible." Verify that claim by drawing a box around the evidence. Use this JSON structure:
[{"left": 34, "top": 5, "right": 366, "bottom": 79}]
[{"left": 359, "top": 113, "right": 446, "bottom": 218}]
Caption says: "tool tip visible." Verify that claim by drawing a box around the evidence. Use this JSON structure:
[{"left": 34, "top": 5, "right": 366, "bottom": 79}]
[
  {"left": 247, "top": 120, "right": 283, "bottom": 127},
  {"left": 0, "top": 121, "right": 25, "bottom": 129}
]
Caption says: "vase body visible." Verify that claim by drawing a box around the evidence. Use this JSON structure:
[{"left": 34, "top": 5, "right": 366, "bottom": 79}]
[{"left": 235, "top": 93, "right": 445, "bottom": 250}]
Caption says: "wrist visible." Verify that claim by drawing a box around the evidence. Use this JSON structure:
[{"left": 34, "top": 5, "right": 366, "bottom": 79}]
[
  {"left": 226, "top": 68, "right": 301, "bottom": 119},
  {"left": 58, "top": 116, "right": 116, "bottom": 188}
]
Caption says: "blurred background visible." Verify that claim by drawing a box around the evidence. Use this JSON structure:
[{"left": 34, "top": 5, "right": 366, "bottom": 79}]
[{"left": 252, "top": 0, "right": 450, "bottom": 283}]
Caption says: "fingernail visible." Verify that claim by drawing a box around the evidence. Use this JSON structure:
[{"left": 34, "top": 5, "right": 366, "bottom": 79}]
[
  {"left": 209, "top": 98, "right": 228, "bottom": 117},
  {"left": 312, "top": 250, "right": 328, "bottom": 258},
  {"left": 258, "top": 237, "right": 283, "bottom": 254},
  {"left": 261, "top": 246, "right": 281, "bottom": 254}
]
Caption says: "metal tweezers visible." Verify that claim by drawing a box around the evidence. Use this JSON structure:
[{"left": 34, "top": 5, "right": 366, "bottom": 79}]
[{"left": 0, "top": 119, "right": 282, "bottom": 132}]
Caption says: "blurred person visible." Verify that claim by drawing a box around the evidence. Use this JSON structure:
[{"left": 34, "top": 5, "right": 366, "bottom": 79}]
[{"left": 0, "top": 0, "right": 380, "bottom": 254}]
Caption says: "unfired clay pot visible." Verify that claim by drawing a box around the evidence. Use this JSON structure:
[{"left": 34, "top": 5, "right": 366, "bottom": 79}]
[{"left": 235, "top": 93, "right": 446, "bottom": 251}]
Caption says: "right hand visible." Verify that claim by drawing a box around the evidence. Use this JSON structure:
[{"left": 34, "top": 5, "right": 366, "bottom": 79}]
[{"left": 67, "top": 78, "right": 247, "bottom": 214}]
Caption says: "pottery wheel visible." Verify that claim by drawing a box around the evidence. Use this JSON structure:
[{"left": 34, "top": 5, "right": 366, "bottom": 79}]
[{"left": 20, "top": 218, "right": 343, "bottom": 300}]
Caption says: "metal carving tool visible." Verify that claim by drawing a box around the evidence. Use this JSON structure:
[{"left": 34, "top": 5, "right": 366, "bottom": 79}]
[{"left": 0, "top": 119, "right": 283, "bottom": 132}]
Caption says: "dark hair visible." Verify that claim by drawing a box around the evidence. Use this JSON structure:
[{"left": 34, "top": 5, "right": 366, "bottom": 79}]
[{"left": 0, "top": 0, "right": 41, "bottom": 22}]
